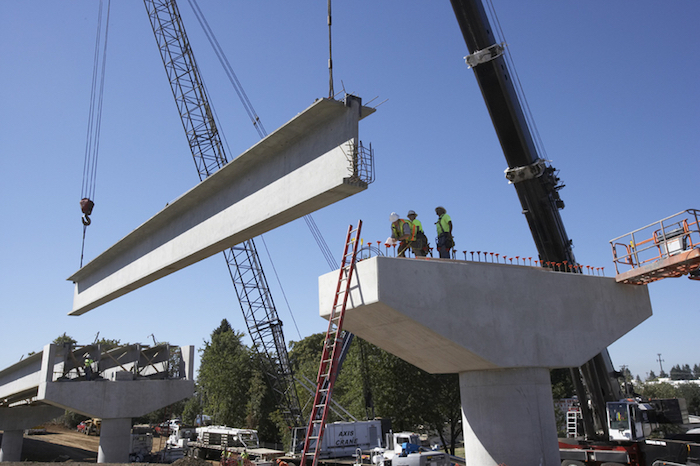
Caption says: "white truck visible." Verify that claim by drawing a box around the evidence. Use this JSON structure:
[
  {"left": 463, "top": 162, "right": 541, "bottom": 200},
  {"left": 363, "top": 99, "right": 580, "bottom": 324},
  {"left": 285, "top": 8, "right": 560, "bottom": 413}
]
[
  {"left": 371, "top": 431, "right": 453, "bottom": 466},
  {"left": 183, "top": 425, "right": 284, "bottom": 465}
]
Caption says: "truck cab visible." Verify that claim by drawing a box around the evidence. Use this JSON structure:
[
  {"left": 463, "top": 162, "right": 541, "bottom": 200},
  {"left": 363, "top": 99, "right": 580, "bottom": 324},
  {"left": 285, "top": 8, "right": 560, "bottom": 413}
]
[{"left": 607, "top": 399, "right": 656, "bottom": 442}]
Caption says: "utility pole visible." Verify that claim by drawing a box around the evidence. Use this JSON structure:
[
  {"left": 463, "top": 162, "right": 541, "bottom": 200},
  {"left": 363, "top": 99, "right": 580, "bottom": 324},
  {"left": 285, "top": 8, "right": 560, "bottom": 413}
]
[
  {"left": 657, "top": 353, "right": 665, "bottom": 376},
  {"left": 620, "top": 365, "right": 630, "bottom": 396}
]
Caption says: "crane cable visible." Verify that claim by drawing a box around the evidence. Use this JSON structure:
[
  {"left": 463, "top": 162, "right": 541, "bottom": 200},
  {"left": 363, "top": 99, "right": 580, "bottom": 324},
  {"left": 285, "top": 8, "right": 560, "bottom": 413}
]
[
  {"left": 79, "top": 0, "right": 112, "bottom": 267},
  {"left": 327, "top": 0, "right": 334, "bottom": 99}
]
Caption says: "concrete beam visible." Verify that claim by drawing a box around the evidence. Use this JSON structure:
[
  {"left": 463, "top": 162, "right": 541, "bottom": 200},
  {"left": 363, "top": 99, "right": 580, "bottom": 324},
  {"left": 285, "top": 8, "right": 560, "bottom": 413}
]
[
  {"left": 69, "top": 96, "right": 374, "bottom": 315},
  {"left": 318, "top": 256, "right": 652, "bottom": 372}
]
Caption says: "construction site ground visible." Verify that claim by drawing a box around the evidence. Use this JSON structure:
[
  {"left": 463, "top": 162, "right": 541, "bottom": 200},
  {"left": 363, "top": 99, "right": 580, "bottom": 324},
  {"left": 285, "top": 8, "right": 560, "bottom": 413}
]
[{"left": 0, "top": 423, "right": 215, "bottom": 465}]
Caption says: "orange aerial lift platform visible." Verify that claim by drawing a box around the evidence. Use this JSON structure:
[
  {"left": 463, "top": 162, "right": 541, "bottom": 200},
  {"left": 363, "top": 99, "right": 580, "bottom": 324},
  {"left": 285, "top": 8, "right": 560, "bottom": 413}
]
[{"left": 610, "top": 208, "right": 700, "bottom": 285}]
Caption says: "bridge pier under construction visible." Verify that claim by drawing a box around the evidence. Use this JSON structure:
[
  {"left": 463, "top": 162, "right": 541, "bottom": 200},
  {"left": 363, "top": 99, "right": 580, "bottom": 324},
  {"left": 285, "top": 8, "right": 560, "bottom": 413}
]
[
  {"left": 0, "top": 343, "right": 194, "bottom": 463},
  {"left": 319, "top": 256, "right": 652, "bottom": 466}
]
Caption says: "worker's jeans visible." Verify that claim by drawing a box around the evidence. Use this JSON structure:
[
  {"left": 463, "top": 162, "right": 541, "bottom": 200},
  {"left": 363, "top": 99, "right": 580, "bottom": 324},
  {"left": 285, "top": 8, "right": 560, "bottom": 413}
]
[{"left": 437, "top": 233, "right": 453, "bottom": 259}]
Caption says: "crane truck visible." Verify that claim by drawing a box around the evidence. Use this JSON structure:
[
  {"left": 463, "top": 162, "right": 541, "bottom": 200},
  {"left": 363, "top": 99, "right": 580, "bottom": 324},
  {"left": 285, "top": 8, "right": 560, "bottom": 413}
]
[{"left": 451, "top": 0, "right": 699, "bottom": 464}]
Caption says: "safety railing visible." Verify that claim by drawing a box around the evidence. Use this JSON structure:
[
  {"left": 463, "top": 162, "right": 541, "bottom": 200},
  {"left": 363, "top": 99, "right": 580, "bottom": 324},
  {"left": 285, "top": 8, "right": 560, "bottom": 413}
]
[
  {"left": 355, "top": 238, "right": 605, "bottom": 274},
  {"left": 54, "top": 343, "right": 180, "bottom": 382},
  {"left": 610, "top": 209, "right": 700, "bottom": 277},
  {"left": 344, "top": 141, "right": 374, "bottom": 186}
]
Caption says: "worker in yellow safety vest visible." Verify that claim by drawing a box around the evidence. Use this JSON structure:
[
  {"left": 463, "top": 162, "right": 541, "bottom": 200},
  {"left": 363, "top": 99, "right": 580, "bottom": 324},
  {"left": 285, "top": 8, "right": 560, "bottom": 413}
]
[
  {"left": 407, "top": 210, "right": 431, "bottom": 257},
  {"left": 435, "top": 206, "right": 454, "bottom": 259},
  {"left": 390, "top": 212, "right": 425, "bottom": 257}
]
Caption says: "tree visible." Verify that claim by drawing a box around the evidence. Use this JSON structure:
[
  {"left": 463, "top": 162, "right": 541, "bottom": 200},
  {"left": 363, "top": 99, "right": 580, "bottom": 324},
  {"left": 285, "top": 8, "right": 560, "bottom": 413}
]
[
  {"left": 670, "top": 364, "right": 695, "bottom": 380},
  {"left": 246, "top": 354, "right": 281, "bottom": 445},
  {"left": 676, "top": 383, "right": 700, "bottom": 416},
  {"left": 198, "top": 319, "right": 253, "bottom": 427},
  {"left": 647, "top": 370, "right": 657, "bottom": 381},
  {"left": 53, "top": 333, "right": 77, "bottom": 346},
  {"left": 550, "top": 369, "right": 575, "bottom": 399},
  {"left": 289, "top": 334, "right": 463, "bottom": 453},
  {"left": 639, "top": 382, "right": 677, "bottom": 400}
]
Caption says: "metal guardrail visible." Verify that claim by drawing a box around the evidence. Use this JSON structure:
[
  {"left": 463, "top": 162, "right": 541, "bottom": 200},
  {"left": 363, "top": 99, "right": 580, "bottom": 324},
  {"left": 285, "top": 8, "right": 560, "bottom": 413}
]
[{"left": 610, "top": 209, "right": 700, "bottom": 284}]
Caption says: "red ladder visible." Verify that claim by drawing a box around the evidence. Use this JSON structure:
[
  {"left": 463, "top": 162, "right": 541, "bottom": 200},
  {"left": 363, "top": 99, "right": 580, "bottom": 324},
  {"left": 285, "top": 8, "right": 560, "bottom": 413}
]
[{"left": 300, "top": 221, "right": 363, "bottom": 466}]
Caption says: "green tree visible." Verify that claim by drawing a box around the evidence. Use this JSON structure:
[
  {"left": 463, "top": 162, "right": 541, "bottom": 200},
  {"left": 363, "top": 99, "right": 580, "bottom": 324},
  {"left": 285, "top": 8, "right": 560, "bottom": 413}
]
[
  {"left": 676, "top": 383, "right": 700, "bottom": 416},
  {"left": 550, "top": 369, "right": 575, "bottom": 399},
  {"left": 246, "top": 354, "right": 281, "bottom": 445},
  {"left": 639, "top": 382, "right": 677, "bottom": 399},
  {"left": 53, "top": 333, "right": 77, "bottom": 346},
  {"left": 182, "top": 393, "right": 201, "bottom": 426},
  {"left": 198, "top": 319, "right": 253, "bottom": 427}
]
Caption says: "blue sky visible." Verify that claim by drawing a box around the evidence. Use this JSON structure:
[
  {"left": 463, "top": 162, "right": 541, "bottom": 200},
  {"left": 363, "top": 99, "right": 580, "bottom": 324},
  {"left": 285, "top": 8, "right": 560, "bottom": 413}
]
[{"left": 1, "top": 1, "right": 697, "bottom": 383}]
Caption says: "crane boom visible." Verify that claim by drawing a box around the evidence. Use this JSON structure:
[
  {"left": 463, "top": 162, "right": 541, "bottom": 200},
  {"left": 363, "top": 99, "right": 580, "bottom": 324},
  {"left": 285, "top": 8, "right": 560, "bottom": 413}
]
[
  {"left": 143, "top": 0, "right": 304, "bottom": 429},
  {"left": 449, "top": 0, "right": 622, "bottom": 439}
]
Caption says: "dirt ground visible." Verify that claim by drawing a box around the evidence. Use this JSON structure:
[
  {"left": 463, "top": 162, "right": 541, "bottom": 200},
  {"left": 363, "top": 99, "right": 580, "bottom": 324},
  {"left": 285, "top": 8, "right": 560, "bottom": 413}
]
[
  {"left": 0, "top": 424, "right": 218, "bottom": 465},
  {"left": 0, "top": 423, "right": 100, "bottom": 462}
]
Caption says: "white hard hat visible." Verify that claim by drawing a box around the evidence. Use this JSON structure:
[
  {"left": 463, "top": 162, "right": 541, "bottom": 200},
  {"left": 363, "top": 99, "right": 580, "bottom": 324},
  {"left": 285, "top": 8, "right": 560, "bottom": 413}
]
[
  {"left": 389, "top": 212, "right": 399, "bottom": 223},
  {"left": 407, "top": 210, "right": 416, "bottom": 216}
]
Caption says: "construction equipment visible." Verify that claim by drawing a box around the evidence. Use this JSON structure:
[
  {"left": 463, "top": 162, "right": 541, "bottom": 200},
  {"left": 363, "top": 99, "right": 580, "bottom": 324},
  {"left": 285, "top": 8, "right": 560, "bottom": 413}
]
[
  {"left": 451, "top": 1, "right": 699, "bottom": 464},
  {"left": 611, "top": 209, "right": 700, "bottom": 284},
  {"left": 301, "top": 222, "right": 363, "bottom": 466},
  {"left": 450, "top": 0, "right": 622, "bottom": 442},
  {"left": 143, "top": 0, "right": 304, "bottom": 430},
  {"left": 558, "top": 398, "right": 699, "bottom": 465}
]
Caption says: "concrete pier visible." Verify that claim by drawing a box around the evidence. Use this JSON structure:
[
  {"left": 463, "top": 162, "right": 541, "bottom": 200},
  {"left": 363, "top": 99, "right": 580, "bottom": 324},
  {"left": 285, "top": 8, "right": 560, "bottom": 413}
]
[
  {"left": 319, "top": 256, "right": 652, "bottom": 465},
  {"left": 0, "top": 405, "right": 64, "bottom": 461},
  {"left": 0, "top": 343, "right": 195, "bottom": 463}
]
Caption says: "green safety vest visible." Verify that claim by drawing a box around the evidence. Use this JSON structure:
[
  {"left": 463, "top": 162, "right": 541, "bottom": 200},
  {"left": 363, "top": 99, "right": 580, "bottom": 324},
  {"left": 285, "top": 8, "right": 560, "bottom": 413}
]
[
  {"left": 392, "top": 219, "right": 416, "bottom": 241},
  {"left": 436, "top": 214, "right": 451, "bottom": 235},
  {"left": 412, "top": 219, "right": 424, "bottom": 233}
]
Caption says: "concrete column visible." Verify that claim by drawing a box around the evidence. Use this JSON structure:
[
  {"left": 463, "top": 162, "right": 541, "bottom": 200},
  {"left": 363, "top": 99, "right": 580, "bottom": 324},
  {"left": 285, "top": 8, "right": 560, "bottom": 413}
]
[
  {"left": 0, "top": 430, "right": 24, "bottom": 462},
  {"left": 97, "top": 418, "right": 131, "bottom": 464},
  {"left": 459, "top": 368, "right": 560, "bottom": 466}
]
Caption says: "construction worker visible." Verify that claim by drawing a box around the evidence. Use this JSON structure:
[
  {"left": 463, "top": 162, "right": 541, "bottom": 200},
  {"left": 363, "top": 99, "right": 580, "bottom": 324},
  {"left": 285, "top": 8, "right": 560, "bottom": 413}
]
[
  {"left": 390, "top": 212, "right": 425, "bottom": 257},
  {"left": 407, "top": 210, "right": 430, "bottom": 257},
  {"left": 435, "top": 206, "right": 453, "bottom": 259},
  {"left": 84, "top": 354, "right": 94, "bottom": 381}
]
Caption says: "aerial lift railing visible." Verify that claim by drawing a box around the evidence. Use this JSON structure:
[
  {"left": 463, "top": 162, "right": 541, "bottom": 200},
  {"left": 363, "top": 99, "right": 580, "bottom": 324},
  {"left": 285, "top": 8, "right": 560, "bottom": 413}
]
[{"left": 610, "top": 209, "right": 700, "bottom": 284}]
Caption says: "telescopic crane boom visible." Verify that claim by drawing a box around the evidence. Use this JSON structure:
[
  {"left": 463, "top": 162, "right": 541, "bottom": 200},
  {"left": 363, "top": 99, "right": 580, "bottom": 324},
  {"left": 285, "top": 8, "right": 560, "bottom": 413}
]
[{"left": 449, "top": 0, "right": 622, "bottom": 439}]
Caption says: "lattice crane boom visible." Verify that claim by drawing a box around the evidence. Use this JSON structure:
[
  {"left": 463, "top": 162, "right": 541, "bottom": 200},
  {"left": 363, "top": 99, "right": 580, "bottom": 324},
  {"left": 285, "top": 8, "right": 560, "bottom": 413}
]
[{"left": 143, "top": 0, "right": 304, "bottom": 429}]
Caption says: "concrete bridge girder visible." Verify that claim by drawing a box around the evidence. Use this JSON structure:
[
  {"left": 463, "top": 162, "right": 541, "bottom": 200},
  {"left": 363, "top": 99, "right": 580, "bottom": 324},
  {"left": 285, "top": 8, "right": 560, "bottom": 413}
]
[{"left": 69, "top": 96, "right": 374, "bottom": 316}]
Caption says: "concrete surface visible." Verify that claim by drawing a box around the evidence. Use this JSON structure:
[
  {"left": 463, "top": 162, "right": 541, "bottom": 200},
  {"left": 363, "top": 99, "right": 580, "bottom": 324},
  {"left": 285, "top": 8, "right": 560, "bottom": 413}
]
[
  {"left": 318, "top": 256, "right": 653, "bottom": 465},
  {"left": 319, "top": 256, "right": 652, "bottom": 372},
  {"left": 69, "top": 96, "right": 374, "bottom": 316}
]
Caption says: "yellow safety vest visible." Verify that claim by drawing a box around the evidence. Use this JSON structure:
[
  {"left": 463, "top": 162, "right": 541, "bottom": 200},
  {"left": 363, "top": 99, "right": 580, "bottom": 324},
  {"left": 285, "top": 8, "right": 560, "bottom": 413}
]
[
  {"left": 436, "top": 214, "right": 451, "bottom": 235},
  {"left": 392, "top": 219, "right": 416, "bottom": 241}
]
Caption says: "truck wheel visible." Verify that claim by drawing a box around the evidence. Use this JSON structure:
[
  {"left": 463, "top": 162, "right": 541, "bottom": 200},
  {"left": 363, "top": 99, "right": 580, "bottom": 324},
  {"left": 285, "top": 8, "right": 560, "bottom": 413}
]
[{"left": 561, "top": 461, "right": 584, "bottom": 466}]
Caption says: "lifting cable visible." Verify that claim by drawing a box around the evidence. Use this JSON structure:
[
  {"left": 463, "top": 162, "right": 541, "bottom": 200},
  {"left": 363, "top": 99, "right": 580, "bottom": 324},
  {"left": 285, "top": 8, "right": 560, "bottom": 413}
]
[
  {"left": 79, "top": 0, "right": 112, "bottom": 267},
  {"left": 186, "top": 0, "right": 341, "bottom": 337},
  {"left": 327, "top": 0, "right": 334, "bottom": 99}
]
